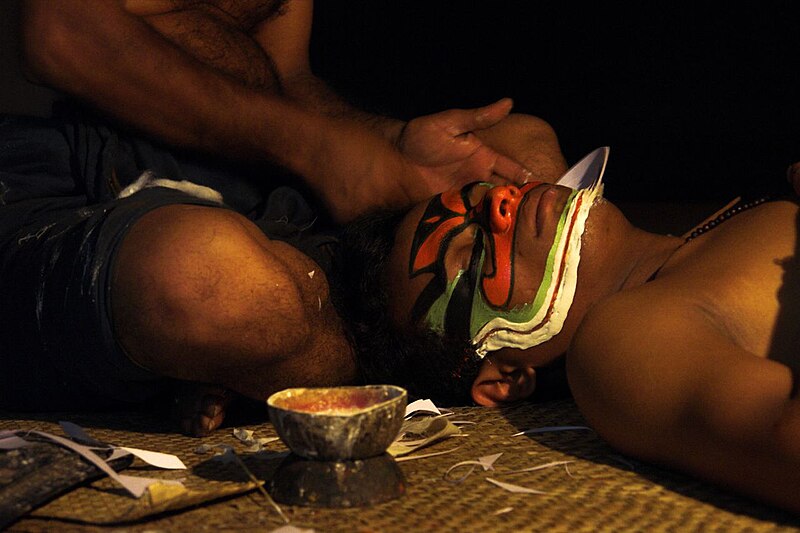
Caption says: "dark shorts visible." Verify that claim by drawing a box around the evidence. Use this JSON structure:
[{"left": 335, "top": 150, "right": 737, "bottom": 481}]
[{"left": 0, "top": 113, "right": 336, "bottom": 410}]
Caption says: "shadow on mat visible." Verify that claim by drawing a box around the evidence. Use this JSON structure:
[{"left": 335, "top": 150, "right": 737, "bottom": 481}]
[
  {"left": 0, "top": 393, "right": 270, "bottom": 436},
  {"left": 501, "top": 400, "right": 800, "bottom": 527}
]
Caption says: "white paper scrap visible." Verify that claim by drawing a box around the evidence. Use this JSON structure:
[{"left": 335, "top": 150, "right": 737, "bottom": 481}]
[
  {"left": 120, "top": 447, "right": 187, "bottom": 469},
  {"left": 444, "top": 452, "right": 503, "bottom": 483},
  {"left": 493, "top": 507, "right": 514, "bottom": 516},
  {"left": 444, "top": 462, "right": 476, "bottom": 483},
  {"left": 106, "top": 447, "right": 132, "bottom": 462},
  {"left": 0, "top": 435, "right": 30, "bottom": 449},
  {"left": 270, "top": 526, "right": 315, "bottom": 533},
  {"left": 477, "top": 453, "right": 503, "bottom": 471},
  {"left": 24, "top": 430, "right": 182, "bottom": 498},
  {"left": 486, "top": 477, "right": 548, "bottom": 495},
  {"left": 394, "top": 446, "right": 461, "bottom": 463},
  {"left": 58, "top": 421, "right": 186, "bottom": 469},
  {"left": 512, "top": 425, "right": 592, "bottom": 437},
  {"left": 494, "top": 460, "right": 573, "bottom": 476},
  {"left": 388, "top": 416, "right": 461, "bottom": 457},
  {"left": 405, "top": 398, "right": 441, "bottom": 417},
  {"left": 233, "top": 428, "right": 255, "bottom": 442}
]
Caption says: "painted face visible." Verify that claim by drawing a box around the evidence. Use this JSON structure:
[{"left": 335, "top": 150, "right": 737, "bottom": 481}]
[
  {"left": 405, "top": 149, "right": 607, "bottom": 356},
  {"left": 408, "top": 180, "right": 540, "bottom": 331}
]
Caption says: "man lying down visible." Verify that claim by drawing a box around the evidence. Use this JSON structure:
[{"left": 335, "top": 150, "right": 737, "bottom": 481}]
[{"left": 335, "top": 148, "right": 800, "bottom": 515}]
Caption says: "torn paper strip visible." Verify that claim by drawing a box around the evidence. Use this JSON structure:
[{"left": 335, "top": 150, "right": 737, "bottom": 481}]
[{"left": 486, "top": 477, "right": 548, "bottom": 495}]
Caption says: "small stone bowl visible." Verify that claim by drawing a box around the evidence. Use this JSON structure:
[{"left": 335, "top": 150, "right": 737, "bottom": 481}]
[{"left": 267, "top": 385, "right": 407, "bottom": 461}]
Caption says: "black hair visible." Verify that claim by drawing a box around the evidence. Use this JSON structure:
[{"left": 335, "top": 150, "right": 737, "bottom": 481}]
[
  {"left": 331, "top": 209, "right": 571, "bottom": 405},
  {"left": 332, "top": 209, "right": 482, "bottom": 405}
]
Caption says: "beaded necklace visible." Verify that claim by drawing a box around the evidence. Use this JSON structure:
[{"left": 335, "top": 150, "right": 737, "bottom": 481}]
[
  {"left": 648, "top": 196, "right": 771, "bottom": 282},
  {"left": 683, "top": 196, "right": 771, "bottom": 244}
]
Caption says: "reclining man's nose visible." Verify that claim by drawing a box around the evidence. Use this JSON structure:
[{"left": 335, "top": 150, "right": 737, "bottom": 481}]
[{"left": 487, "top": 185, "right": 521, "bottom": 234}]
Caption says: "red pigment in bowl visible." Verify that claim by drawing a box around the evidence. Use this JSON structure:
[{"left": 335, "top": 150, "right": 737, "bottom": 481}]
[{"left": 274, "top": 389, "right": 391, "bottom": 414}]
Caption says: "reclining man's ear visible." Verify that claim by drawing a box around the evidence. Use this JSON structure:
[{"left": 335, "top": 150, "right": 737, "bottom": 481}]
[{"left": 471, "top": 358, "right": 536, "bottom": 406}]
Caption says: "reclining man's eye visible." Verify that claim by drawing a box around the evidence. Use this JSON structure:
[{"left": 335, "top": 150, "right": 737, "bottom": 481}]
[{"left": 467, "top": 182, "right": 492, "bottom": 207}]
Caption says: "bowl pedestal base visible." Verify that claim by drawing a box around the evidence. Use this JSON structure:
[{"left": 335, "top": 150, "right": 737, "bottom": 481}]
[{"left": 270, "top": 453, "right": 405, "bottom": 507}]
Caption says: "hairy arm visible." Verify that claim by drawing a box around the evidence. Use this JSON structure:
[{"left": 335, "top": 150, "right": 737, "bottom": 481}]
[
  {"left": 251, "top": 0, "right": 405, "bottom": 140},
  {"left": 21, "top": 1, "right": 423, "bottom": 221},
  {"left": 21, "top": 1, "right": 533, "bottom": 221},
  {"left": 569, "top": 289, "right": 800, "bottom": 514}
]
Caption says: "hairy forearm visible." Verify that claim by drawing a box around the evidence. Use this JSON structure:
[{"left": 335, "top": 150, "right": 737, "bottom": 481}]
[
  {"left": 21, "top": 1, "right": 414, "bottom": 221},
  {"left": 23, "top": 1, "right": 261, "bottom": 151},
  {"left": 281, "top": 71, "right": 405, "bottom": 145},
  {"left": 272, "top": 109, "right": 417, "bottom": 221}
]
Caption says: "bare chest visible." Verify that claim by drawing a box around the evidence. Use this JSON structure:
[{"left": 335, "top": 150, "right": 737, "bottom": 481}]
[{"left": 660, "top": 201, "right": 800, "bottom": 359}]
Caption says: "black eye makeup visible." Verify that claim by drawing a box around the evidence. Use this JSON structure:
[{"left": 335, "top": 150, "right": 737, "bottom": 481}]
[{"left": 442, "top": 229, "right": 486, "bottom": 339}]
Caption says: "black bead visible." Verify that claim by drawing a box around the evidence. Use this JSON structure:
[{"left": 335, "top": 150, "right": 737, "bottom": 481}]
[{"left": 683, "top": 196, "right": 770, "bottom": 245}]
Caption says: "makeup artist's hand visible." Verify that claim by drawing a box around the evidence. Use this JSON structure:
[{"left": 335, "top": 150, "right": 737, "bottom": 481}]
[{"left": 397, "top": 99, "right": 533, "bottom": 198}]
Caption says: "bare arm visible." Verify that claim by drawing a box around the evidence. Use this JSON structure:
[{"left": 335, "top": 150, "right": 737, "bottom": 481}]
[
  {"left": 251, "top": 0, "right": 405, "bottom": 140},
  {"left": 569, "top": 290, "right": 800, "bottom": 514},
  {"left": 21, "top": 0, "right": 531, "bottom": 221}
]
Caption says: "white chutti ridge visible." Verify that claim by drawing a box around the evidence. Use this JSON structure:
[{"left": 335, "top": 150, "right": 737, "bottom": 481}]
[{"left": 473, "top": 147, "right": 609, "bottom": 356}]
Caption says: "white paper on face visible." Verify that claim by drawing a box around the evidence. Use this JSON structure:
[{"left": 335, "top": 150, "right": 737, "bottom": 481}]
[
  {"left": 473, "top": 147, "right": 610, "bottom": 356},
  {"left": 556, "top": 147, "right": 610, "bottom": 190}
]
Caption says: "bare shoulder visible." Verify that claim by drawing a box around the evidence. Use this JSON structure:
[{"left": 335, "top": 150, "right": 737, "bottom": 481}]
[
  {"left": 115, "top": 204, "right": 336, "bottom": 348},
  {"left": 567, "top": 278, "right": 800, "bottom": 513},
  {"left": 568, "top": 278, "right": 793, "bottom": 454},
  {"left": 569, "top": 282, "right": 700, "bottom": 375},
  {"left": 113, "top": 203, "right": 357, "bottom": 399},
  {"left": 567, "top": 284, "right": 711, "bottom": 446}
]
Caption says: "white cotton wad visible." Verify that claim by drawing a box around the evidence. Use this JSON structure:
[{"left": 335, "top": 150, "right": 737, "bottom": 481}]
[{"left": 117, "top": 170, "right": 224, "bottom": 204}]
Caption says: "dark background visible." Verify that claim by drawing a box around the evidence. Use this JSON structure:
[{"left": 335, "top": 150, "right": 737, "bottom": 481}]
[{"left": 311, "top": 2, "right": 799, "bottom": 209}]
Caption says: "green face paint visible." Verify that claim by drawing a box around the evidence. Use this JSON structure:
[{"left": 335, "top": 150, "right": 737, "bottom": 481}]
[
  {"left": 408, "top": 148, "right": 610, "bottom": 357},
  {"left": 467, "top": 190, "right": 579, "bottom": 341},
  {"left": 472, "top": 185, "right": 601, "bottom": 356}
]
